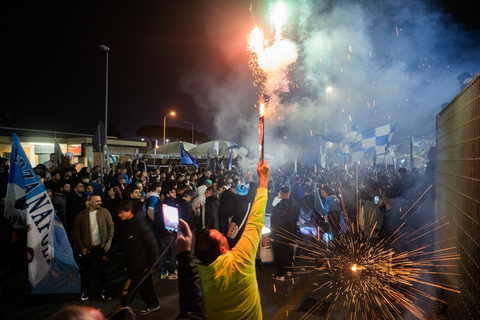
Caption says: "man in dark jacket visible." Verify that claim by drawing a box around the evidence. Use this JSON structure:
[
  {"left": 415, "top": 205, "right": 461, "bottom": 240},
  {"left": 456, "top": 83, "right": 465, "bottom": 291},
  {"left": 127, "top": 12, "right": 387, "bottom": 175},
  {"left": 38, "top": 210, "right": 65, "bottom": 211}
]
[
  {"left": 65, "top": 181, "right": 87, "bottom": 240},
  {"left": 204, "top": 187, "right": 219, "bottom": 230},
  {"left": 270, "top": 186, "right": 299, "bottom": 281},
  {"left": 52, "top": 181, "right": 70, "bottom": 225},
  {"left": 218, "top": 183, "right": 237, "bottom": 235},
  {"left": 105, "top": 200, "right": 160, "bottom": 316},
  {"left": 226, "top": 174, "right": 257, "bottom": 248},
  {"left": 160, "top": 185, "right": 178, "bottom": 280},
  {"left": 177, "top": 190, "right": 195, "bottom": 233},
  {"left": 297, "top": 186, "right": 321, "bottom": 260}
]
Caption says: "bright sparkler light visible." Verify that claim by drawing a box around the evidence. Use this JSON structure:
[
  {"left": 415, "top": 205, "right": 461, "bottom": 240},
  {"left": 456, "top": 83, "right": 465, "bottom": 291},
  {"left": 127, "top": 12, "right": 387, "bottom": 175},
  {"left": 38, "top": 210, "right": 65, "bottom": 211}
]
[
  {"left": 271, "top": 2, "right": 287, "bottom": 38},
  {"left": 351, "top": 264, "right": 357, "bottom": 272},
  {"left": 248, "top": 2, "right": 297, "bottom": 111},
  {"left": 259, "top": 99, "right": 265, "bottom": 117},
  {"left": 249, "top": 26, "right": 264, "bottom": 55}
]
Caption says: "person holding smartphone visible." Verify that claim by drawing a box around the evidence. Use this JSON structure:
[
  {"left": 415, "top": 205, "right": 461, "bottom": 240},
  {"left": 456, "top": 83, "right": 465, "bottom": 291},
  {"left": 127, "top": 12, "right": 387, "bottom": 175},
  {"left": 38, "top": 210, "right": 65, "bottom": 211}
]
[{"left": 160, "top": 185, "right": 179, "bottom": 280}]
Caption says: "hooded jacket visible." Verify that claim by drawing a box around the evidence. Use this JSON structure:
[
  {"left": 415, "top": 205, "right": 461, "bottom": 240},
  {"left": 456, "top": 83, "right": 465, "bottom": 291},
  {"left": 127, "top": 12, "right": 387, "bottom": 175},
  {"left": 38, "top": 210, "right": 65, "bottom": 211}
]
[
  {"left": 218, "top": 189, "right": 237, "bottom": 225},
  {"left": 106, "top": 213, "right": 159, "bottom": 275}
]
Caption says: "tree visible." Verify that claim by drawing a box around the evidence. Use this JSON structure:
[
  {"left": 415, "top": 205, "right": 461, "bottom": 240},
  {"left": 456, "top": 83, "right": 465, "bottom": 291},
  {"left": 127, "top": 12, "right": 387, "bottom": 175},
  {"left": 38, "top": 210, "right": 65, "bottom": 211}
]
[
  {"left": 135, "top": 125, "right": 163, "bottom": 148},
  {"left": 107, "top": 122, "right": 124, "bottom": 139}
]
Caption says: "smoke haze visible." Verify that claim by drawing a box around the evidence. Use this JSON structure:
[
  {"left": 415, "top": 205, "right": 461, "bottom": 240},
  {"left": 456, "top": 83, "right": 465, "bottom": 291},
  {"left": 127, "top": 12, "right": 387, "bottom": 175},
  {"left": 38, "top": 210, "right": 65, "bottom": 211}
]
[{"left": 182, "top": 0, "right": 479, "bottom": 164}]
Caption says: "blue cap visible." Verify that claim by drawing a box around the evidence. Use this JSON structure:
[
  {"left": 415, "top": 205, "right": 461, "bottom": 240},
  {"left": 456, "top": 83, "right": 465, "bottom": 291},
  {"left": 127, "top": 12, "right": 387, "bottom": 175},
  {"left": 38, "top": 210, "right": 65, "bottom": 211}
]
[{"left": 236, "top": 184, "right": 248, "bottom": 196}]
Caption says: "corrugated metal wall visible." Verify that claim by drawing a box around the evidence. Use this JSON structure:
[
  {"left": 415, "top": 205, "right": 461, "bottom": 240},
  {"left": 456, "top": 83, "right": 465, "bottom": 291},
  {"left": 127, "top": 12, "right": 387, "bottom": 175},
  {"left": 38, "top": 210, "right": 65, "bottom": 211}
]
[{"left": 436, "top": 71, "right": 479, "bottom": 319}]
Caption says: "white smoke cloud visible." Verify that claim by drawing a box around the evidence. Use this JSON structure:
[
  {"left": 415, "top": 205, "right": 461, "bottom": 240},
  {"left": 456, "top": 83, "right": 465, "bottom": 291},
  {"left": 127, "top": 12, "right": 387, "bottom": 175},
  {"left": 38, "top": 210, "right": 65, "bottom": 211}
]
[{"left": 182, "top": 0, "right": 479, "bottom": 163}]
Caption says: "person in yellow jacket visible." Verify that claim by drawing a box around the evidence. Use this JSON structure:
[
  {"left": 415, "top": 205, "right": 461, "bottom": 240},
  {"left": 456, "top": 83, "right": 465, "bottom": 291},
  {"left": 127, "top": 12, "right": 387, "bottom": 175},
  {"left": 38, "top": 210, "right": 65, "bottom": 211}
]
[{"left": 195, "top": 160, "right": 269, "bottom": 320}]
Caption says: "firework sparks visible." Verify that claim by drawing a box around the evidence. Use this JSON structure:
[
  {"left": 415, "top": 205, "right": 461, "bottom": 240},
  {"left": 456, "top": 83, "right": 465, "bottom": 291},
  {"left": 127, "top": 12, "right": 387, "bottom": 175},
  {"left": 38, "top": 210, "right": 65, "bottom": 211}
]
[
  {"left": 271, "top": 187, "right": 460, "bottom": 320},
  {"left": 248, "top": 2, "right": 297, "bottom": 110}
]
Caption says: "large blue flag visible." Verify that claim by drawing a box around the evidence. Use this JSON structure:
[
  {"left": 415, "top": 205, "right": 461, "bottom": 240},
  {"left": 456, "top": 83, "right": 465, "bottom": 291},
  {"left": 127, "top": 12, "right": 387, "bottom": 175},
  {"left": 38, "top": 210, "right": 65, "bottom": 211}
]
[
  {"left": 179, "top": 143, "right": 198, "bottom": 167},
  {"left": 5, "top": 133, "right": 80, "bottom": 293}
]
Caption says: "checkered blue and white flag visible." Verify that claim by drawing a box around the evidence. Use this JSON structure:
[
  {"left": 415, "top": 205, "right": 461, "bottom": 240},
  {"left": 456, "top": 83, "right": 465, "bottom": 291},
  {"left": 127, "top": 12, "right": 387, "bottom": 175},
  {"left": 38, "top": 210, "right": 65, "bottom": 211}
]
[{"left": 351, "top": 123, "right": 396, "bottom": 162}]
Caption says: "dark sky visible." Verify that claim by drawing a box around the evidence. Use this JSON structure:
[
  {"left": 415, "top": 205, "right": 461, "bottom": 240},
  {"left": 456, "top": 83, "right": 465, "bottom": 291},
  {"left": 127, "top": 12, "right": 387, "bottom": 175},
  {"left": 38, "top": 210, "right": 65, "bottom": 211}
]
[
  {"left": 3, "top": 0, "right": 479, "bottom": 142},
  {"left": 3, "top": 0, "right": 256, "bottom": 140}
]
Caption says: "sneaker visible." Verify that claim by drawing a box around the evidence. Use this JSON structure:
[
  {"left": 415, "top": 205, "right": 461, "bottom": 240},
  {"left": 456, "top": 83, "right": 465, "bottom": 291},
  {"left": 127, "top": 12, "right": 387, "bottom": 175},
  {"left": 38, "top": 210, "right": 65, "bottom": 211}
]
[
  {"left": 140, "top": 305, "right": 160, "bottom": 316},
  {"left": 81, "top": 290, "right": 90, "bottom": 301},
  {"left": 160, "top": 272, "right": 169, "bottom": 280},
  {"left": 271, "top": 274, "right": 285, "bottom": 281},
  {"left": 167, "top": 273, "right": 178, "bottom": 280},
  {"left": 101, "top": 290, "right": 112, "bottom": 301}
]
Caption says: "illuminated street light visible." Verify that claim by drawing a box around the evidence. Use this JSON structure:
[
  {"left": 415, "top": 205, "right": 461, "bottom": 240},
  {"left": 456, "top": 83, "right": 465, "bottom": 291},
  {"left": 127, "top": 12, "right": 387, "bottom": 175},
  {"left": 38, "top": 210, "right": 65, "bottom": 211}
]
[{"left": 163, "top": 112, "right": 175, "bottom": 144}]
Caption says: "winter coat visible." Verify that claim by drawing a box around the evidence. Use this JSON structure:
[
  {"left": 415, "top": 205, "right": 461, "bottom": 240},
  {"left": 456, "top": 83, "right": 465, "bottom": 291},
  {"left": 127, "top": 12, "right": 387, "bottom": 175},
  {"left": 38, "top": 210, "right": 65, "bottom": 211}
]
[
  {"left": 218, "top": 189, "right": 237, "bottom": 226},
  {"left": 204, "top": 196, "right": 219, "bottom": 230},
  {"left": 270, "top": 198, "right": 299, "bottom": 240},
  {"left": 106, "top": 213, "right": 159, "bottom": 275},
  {"left": 178, "top": 198, "right": 196, "bottom": 230},
  {"left": 65, "top": 191, "right": 87, "bottom": 237},
  {"left": 72, "top": 207, "right": 115, "bottom": 252}
]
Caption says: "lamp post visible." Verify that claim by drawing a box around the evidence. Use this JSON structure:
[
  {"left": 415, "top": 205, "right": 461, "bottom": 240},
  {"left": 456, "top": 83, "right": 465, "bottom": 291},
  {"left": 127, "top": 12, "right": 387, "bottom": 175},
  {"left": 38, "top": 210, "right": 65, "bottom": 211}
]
[
  {"left": 163, "top": 112, "right": 175, "bottom": 144},
  {"left": 325, "top": 86, "right": 332, "bottom": 133},
  {"left": 185, "top": 121, "right": 194, "bottom": 144},
  {"left": 99, "top": 44, "right": 110, "bottom": 177}
]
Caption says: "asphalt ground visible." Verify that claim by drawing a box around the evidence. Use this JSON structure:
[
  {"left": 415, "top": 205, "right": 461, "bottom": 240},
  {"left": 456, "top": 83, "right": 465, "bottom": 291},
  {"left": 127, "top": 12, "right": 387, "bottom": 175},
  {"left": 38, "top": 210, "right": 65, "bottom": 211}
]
[
  {"left": 2, "top": 252, "right": 352, "bottom": 320},
  {"left": 1, "top": 252, "right": 444, "bottom": 320}
]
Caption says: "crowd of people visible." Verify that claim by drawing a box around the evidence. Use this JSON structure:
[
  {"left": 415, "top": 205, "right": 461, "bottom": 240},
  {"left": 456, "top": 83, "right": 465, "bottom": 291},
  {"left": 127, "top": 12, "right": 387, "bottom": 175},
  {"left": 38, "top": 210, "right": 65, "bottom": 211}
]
[{"left": 0, "top": 147, "right": 436, "bottom": 319}]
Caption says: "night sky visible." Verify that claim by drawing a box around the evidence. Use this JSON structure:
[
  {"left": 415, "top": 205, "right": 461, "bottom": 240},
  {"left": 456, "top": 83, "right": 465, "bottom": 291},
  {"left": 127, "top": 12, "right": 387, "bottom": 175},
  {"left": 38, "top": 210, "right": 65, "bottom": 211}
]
[{"left": 3, "top": 0, "right": 480, "bottom": 146}]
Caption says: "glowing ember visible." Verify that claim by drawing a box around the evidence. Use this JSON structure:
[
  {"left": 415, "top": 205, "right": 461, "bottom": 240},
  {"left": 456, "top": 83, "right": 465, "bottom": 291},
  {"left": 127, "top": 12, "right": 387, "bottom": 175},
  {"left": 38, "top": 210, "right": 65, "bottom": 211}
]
[
  {"left": 351, "top": 264, "right": 357, "bottom": 272},
  {"left": 259, "top": 98, "right": 265, "bottom": 117}
]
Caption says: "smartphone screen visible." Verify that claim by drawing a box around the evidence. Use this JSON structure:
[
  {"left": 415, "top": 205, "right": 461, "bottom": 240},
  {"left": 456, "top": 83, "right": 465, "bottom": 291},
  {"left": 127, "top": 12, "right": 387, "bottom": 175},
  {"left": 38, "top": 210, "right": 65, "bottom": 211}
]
[
  {"left": 374, "top": 196, "right": 379, "bottom": 204},
  {"left": 163, "top": 204, "right": 179, "bottom": 232}
]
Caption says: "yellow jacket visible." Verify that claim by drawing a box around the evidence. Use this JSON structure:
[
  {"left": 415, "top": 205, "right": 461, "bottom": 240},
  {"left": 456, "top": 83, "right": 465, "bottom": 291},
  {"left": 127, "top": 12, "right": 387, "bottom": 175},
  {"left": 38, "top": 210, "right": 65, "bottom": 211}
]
[{"left": 199, "top": 188, "right": 267, "bottom": 320}]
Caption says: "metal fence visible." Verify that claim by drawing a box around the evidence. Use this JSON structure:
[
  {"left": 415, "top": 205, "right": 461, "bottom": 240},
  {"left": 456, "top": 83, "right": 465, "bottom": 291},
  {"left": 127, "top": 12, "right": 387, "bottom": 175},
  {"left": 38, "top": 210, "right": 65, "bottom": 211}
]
[{"left": 435, "top": 71, "right": 479, "bottom": 319}]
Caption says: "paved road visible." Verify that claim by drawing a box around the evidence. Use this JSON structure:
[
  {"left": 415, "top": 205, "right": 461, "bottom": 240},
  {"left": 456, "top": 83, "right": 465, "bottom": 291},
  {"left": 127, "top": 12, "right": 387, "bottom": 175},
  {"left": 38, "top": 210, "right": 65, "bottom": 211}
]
[
  {"left": 2, "top": 254, "right": 346, "bottom": 320},
  {"left": 2, "top": 254, "right": 441, "bottom": 320}
]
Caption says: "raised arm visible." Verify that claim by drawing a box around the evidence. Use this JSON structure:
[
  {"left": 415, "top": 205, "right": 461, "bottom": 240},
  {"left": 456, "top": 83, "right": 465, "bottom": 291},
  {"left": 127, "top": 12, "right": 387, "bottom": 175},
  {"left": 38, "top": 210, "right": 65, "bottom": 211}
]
[{"left": 232, "top": 161, "right": 269, "bottom": 264}]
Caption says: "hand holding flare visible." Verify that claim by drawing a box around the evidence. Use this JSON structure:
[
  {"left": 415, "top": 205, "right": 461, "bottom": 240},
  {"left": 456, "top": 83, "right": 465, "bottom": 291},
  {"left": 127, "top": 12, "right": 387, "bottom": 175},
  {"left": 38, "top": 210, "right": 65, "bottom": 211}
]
[{"left": 258, "top": 96, "right": 265, "bottom": 163}]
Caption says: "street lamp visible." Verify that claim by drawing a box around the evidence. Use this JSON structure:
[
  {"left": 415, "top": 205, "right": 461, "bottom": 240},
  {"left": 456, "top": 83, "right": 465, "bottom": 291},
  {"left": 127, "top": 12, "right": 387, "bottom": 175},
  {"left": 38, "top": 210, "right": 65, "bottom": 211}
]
[
  {"left": 163, "top": 112, "right": 175, "bottom": 144},
  {"left": 184, "top": 121, "right": 194, "bottom": 144},
  {"left": 99, "top": 44, "right": 110, "bottom": 177},
  {"left": 325, "top": 86, "right": 332, "bottom": 133}
]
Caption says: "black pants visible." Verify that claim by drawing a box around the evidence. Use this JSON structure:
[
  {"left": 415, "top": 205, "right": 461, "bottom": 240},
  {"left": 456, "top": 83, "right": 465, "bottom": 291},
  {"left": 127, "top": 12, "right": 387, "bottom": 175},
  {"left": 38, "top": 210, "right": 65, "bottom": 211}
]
[
  {"left": 125, "top": 271, "right": 158, "bottom": 309},
  {"left": 81, "top": 246, "right": 107, "bottom": 291},
  {"left": 273, "top": 241, "right": 292, "bottom": 277}
]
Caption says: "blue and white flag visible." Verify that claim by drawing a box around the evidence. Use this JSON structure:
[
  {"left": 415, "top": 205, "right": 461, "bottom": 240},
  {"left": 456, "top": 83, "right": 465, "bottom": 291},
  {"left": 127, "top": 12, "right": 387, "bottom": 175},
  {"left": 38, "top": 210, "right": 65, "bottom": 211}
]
[
  {"left": 5, "top": 133, "right": 80, "bottom": 293},
  {"left": 179, "top": 143, "right": 198, "bottom": 167},
  {"left": 351, "top": 123, "right": 396, "bottom": 162},
  {"left": 320, "top": 131, "right": 358, "bottom": 144}
]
